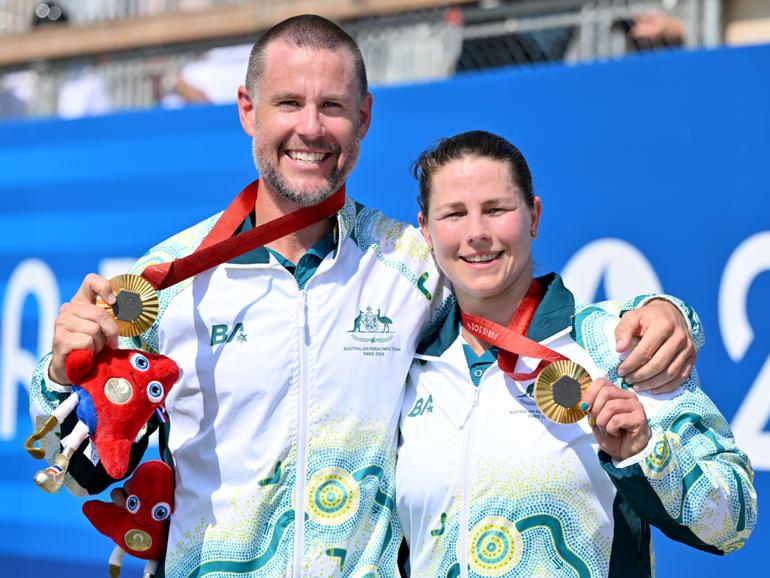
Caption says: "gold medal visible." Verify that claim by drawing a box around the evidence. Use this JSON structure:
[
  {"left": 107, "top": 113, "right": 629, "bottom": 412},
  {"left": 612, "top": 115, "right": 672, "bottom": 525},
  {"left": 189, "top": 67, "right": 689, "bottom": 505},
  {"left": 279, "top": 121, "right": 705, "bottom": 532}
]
[
  {"left": 97, "top": 274, "right": 159, "bottom": 337},
  {"left": 534, "top": 360, "right": 592, "bottom": 424}
]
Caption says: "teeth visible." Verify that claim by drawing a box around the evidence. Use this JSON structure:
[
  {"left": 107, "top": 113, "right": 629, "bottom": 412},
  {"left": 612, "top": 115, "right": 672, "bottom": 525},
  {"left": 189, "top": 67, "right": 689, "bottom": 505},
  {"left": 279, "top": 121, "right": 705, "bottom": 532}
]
[
  {"left": 287, "top": 151, "right": 327, "bottom": 162},
  {"left": 465, "top": 254, "right": 497, "bottom": 263}
]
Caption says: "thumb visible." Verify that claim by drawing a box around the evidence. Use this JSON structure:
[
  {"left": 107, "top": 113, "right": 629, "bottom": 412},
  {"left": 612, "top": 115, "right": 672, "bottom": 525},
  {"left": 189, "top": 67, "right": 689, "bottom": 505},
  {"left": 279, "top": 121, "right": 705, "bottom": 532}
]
[{"left": 73, "top": 274, "right": 115, "bottom": 305}]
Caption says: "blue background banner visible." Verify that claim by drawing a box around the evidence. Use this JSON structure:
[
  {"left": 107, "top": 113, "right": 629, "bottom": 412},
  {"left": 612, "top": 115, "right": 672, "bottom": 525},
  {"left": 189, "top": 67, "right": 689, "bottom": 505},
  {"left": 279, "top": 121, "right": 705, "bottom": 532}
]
[{"left": 1, "top": 44, "right": 768, "bottom": 576}]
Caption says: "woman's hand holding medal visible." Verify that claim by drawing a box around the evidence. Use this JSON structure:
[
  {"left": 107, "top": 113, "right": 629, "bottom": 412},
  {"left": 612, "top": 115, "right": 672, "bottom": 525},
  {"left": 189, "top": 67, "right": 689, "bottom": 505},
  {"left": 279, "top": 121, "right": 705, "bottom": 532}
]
[{"left": 580, "top": 378, "right": 652, "bottom": 460}]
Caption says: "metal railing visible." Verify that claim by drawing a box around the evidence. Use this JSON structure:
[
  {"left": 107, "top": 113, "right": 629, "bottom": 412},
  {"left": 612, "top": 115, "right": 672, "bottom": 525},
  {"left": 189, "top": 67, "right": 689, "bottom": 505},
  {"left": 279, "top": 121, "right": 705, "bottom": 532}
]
[
  {"left": 0, "top": 0, "right": 244, "bottom": 35},
  {"left": 0, "top": 0, "right": 723, "bottom": 121}
]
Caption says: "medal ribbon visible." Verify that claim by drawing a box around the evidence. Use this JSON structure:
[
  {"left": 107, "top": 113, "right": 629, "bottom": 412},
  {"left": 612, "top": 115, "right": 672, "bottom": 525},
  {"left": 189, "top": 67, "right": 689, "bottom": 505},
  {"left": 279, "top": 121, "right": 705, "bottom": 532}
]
[
  {"left": 461, "top": 279, "right": 567, "bottom": 380},
  {"left": 141, "top": 180, "right": 345, "bottom": 290}
]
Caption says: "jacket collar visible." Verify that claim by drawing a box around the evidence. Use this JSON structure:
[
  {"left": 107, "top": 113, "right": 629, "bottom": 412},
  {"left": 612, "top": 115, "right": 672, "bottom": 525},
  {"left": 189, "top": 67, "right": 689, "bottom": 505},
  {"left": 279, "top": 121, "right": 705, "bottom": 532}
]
[
  {"left": 226, "top": 192, "right": 359, "bottom": 265},
  {"left": 416, "top": 272, "right": 575, "bottom": 358}
]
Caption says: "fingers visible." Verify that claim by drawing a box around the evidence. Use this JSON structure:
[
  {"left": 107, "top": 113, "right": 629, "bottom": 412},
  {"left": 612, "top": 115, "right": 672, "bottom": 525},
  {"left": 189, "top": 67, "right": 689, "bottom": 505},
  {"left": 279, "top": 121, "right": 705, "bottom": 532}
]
[
  {"left": 622, "top": 325, "right": 687, "bottom": 384},
  {"left": 49, "top": 275, "right": 120, "bottom": 384},
  {"left": 581, "top": 377, "right": 613, "bottom": 410},
  {"left": 57, "top": 302, "right": 119, "bottom": 347},
  {"left": 583, "top": 379, "right": 651, "bottom": 459},
  {"left": 617, "top": 299, "right": 694, "bottom": 391},
  {"left": 614, "top": 311, "right": 641, "bottom": 353},
  {"left": 595, "top": 398, "right": 645, "bottom": 436},
  {"left": 585, "top": 381, "right": 637, "bottom": 428},
  {"left": 616, "top": 312, "right": 668, "bottom": 377},
  {"left": 604, "top": 410, "right": 649, "bottom": 438},
  {"left": 633, "top": 346, "right": 696, "bottom": 393},
  {"left": 72, "top": 273, "right": 115, "bottom": 306}
]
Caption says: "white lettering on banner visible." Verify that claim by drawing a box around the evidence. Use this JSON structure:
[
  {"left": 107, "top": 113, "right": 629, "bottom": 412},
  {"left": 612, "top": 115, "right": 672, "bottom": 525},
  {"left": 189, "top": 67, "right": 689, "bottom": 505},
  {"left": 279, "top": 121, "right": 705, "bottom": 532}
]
[
  {"left": 563, "top": 235, "right": 770, "bottom": 471},
  {"left": 719, "top": 232, "right": 770, "bottom": 362},
  {"left": 561, "top": 238, "right": 662, "bottom": 303},
  {"left": 721, "top": 232, "right": 770, "bottom": 470},
  {"left": 1, "top": 259, "right": 59, "bottom": 440}
]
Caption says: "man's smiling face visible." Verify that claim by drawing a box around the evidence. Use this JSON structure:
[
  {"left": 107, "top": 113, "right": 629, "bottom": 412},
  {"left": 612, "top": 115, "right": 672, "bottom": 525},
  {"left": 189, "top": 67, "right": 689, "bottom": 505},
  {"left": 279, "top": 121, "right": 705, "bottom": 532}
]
[{"left": 247, "top": 40, "right": 372, "bottom": 206}]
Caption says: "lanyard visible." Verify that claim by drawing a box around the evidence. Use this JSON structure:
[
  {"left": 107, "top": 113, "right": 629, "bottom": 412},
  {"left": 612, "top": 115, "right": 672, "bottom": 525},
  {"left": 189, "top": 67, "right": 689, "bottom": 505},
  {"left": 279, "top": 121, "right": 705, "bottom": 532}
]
[
  {"left": 141, "top": 180, "right": 345, "bottom": 290},
  {"left": 460, "top": 279, "right": 567, "bottom": 381}
]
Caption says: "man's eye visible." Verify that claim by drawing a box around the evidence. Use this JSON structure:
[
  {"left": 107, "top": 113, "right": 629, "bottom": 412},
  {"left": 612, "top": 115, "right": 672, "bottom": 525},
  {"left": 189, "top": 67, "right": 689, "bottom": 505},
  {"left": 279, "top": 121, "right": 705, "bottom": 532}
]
[
  {"left": 278, "top": 100, "right": 299, "bottom": 108},
  {"left": 322, "top": 102, "right": 341, "bottom": 109}
]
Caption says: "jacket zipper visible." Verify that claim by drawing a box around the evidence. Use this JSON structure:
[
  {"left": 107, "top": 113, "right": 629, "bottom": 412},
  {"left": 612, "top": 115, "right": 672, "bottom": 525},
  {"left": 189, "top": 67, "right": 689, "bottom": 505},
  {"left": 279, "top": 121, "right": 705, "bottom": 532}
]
[
  {"left": 459, "top": 385, "right": 481, "bottom": 578},
  {"left": 293, "top": 288, "right": 309, "bottom": 576}
]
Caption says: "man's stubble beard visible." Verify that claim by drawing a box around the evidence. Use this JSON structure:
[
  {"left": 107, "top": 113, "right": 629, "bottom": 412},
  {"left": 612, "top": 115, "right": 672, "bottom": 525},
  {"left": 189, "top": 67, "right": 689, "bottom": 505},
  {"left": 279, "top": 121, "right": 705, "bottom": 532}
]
[{"left": 252, "top": 133, "right": 360, "bottom": 208}]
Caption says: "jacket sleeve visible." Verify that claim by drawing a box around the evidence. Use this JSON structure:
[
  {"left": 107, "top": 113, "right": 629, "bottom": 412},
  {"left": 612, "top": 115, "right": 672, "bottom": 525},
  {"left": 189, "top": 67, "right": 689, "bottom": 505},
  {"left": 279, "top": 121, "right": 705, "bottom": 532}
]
[
  {"left": 582, "top": 293, "right": 704, "bottom": 353},
  {"left": 599, "top": 372, "right": 756, "bottom": 554},
  {"left": 620, "top": 293, "right": 705, "bottom": 352}
]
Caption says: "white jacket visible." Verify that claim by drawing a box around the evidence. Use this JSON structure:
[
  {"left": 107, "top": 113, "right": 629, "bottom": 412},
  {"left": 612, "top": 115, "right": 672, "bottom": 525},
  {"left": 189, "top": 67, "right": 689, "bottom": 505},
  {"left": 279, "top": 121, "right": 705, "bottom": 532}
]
[
  {"left": 30, "top": 195, "right": 451, "bottom": 578},
  {"left": 397, "top": 274, "right": 755, "bottom": 578}
]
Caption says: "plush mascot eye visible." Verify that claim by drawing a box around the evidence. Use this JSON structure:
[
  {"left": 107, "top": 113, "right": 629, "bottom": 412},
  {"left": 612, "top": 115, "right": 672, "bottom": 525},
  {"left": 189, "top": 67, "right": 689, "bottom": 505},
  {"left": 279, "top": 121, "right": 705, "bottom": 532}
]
[
  {"left": 152, "top": 502, "right": 171, "bottom": 521},
  {"left": 130, "top": 353, "right": 150, "bottom": 372},
  {"left": 126, "top": 495, "right": 140, "bottom": 514},
  {"left": 147, "top": 381, "right": 164, "bottom": 403}
]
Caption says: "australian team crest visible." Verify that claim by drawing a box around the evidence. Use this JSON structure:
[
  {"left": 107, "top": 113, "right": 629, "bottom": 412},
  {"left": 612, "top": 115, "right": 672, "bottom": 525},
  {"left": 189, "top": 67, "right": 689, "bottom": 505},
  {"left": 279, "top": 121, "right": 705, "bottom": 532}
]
[{"left": 348, "top": 306, "right": 395, "bottom": 343}]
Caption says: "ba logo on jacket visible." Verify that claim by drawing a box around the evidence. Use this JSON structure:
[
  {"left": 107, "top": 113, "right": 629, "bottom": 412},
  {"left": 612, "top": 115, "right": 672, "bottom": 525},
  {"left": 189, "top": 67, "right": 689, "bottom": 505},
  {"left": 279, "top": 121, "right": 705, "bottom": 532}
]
[
  {"left": 407, "top": 395, "right": 434, "bottom": 417},
  {"left": 210, "top": 323, "right": 248, "bottom": 346}
]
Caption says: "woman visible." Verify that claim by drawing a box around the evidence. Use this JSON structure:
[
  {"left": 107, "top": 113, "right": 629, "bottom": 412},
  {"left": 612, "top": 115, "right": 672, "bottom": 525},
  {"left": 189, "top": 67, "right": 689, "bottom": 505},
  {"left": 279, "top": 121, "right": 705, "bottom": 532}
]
[{"left": 396, "top": 131, "right": 755, "bottom": 578}]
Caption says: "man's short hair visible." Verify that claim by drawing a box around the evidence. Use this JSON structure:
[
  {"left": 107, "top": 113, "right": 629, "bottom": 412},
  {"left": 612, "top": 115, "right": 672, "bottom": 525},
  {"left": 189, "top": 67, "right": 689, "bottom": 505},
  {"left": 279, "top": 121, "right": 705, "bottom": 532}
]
[{"left": 245, "top": 14, "right": 368, "bottom": 102}]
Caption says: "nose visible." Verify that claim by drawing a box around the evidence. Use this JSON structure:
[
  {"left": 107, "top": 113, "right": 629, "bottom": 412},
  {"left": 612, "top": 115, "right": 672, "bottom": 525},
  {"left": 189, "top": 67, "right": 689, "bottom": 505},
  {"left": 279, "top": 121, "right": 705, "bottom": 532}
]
[
  {"left": 297, "top": 104, "right": 324, "bottom": 140},
  {"left": 465, "top": 211, "right": 491, "bottom": 245}
]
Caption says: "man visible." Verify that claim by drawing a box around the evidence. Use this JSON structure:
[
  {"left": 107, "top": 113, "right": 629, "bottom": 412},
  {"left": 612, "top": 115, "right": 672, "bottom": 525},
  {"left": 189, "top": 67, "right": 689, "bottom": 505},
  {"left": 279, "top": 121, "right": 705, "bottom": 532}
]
[{"left": 30, "top": 15, "right": 698, "bottom": 578}]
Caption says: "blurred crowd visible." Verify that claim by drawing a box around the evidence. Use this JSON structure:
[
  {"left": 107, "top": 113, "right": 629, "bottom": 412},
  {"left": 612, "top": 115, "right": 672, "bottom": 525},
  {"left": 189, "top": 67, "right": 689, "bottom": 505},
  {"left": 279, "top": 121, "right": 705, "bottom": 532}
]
[{"left": 0, "top": 1, "right": 689, "bottom": 122}]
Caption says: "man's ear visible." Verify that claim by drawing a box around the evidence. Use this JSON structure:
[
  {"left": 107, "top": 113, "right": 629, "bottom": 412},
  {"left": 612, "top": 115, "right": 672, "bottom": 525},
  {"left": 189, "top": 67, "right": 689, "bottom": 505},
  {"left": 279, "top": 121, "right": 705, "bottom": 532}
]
[
  {"left": 418, "top": 212, "right": 432, "bottom": 250},
  {"left": 357, "top": 92, "right": 373, "bottom": 140},
  {"left": 237, "top": 85, "right": 256, "bottom": 137}
]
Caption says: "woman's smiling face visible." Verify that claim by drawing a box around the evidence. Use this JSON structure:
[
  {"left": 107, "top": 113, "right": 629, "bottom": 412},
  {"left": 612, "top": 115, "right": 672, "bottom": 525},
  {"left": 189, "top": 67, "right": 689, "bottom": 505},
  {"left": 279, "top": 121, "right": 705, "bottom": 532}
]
[{"left": 419, "top": 154, "right": 541, "bottom": 311}]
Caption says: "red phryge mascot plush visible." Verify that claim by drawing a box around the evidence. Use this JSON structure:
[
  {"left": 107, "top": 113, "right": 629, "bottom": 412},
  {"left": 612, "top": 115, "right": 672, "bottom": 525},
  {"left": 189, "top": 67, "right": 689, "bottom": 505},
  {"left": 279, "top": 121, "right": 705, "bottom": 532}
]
[
  {"left": 83, "top": 460, "right": 174, "bottom": 578},
  {"left": 25, "top": 348, "right": 179, "bottom": 493}
]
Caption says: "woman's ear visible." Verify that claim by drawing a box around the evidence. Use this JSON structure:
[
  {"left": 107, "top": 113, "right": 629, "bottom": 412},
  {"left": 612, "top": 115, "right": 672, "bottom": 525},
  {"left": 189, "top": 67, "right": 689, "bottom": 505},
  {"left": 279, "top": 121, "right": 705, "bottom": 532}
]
[
  {"left": 530, "top": 197, "right": 542, "bottom": 239},
  {"left": 418, "top": 212, "right": 433, "bottom": 250}
]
